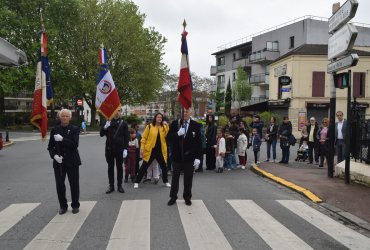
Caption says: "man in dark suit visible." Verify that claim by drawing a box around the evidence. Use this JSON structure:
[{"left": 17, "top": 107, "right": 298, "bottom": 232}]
[
  {"left": 335, "top": 111, "right": 347, "bottom": 163},
  {"left": 167, "top": 107, "right": 202, "bottom": 206},
  {"left": 48, "top": 109, "right": 82, "bottom": 215},
  {"left": 100, "top": 110, "right": 129, "bottom": 194}
]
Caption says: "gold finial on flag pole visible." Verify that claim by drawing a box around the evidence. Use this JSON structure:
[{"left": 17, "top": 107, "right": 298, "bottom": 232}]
[
  {"left": 100, "top": 43, "right": 104, "bottom": 48},
  {"left": 183, "top": 19, "right": 187, "bottom": 30},
  {"left": 39, "top": 7, "right": 45, "bottom": 31}
]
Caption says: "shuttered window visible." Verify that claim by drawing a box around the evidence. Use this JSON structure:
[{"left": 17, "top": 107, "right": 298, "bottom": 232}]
[
  {"left": 312, "top": 72, "right": 325, "bottom": 97},
  {"left": 353, "top": 72, "right": 365, "bottom": 98}
]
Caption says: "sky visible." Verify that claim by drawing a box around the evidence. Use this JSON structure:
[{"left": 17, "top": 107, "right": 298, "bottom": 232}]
[{"left": 132, "top": 0, "right": 370, "bottom": 78}]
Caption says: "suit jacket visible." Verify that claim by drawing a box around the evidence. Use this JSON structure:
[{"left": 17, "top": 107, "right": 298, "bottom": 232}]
[
  {"left": 100, "top": 118, "right": 129, "bottom": 153},
  {"left": 335, "top": 120, "right": 347, "bottom": 144},
  {"left": 48, "top": 124, "right": 82, "bottom": 167},
  {"left": 168, "top": 119, "right": 202, "bottom": 163}
]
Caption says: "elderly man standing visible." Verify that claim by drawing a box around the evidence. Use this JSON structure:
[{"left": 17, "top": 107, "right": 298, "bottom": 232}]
[
  {"left": 167, "top": 107, "right": 202, "bottom": 206},
  {"left": 48, "top": 109, "right": 82, "bottom": 214},
  {"left": 335, "top": 111, "right": 347, "bottom": 163},
  {"left": 100, "top": 110, "right": 129, "bottom": 194},
  {"left": 306, "top": 117, "right": 319, "bottom": 165}
]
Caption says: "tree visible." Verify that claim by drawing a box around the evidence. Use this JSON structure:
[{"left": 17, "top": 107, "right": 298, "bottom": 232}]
[
  {"left": 225, "top": 78, "right": 232, "bottom": 116},
  {"left": 233, "top": 65, "right": 252, "bottom": 112},
  {"left": 214, "top": 86, "right": 224, "bottom": 113}
]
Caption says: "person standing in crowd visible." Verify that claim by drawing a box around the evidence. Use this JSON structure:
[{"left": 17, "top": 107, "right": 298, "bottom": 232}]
[
  {"left": 195, "top": 122, "right": 206, "bottom": 172},
  {"left": 224, "top": 129, "right": 234, "bottom": 170},
  {"left": 335, "top": 111, "right": 346, "bottom": 163},
  {"left": 264, "top": 116, "right": 278, "bottom": 162},
  {"left": 48, "top": 109, "right": 82, "bottom": 214},
  {"left": 306, "top": 117, "right": 319, "bottom": 165},
  {"left": 250, "top": 115, "right": 264, "bottom": 138},
  {"left": 100, "top": 110, "right": 129, "bottom": 194},
  {"left": 229, "top": 121, "right": 239, "bottom": 168},
  {"left": 134, "top": 113, "right": 171, "bottom": 188},
  {"left": 167, "top": 107, "right": 202, "bottom": 206},
  {"left": 131, "top": 123, "right": 142, "bottom": 175},
  {"left": 317, "top": 118, "right": 330, "bottom": 168},
  {"left": 278, "top": 116, "right": 292, "bottom": 164},
  {"left": 237, "top": 128, "right": 248, "bottom": 169},
  {"left": 215, "top": 128, "right": 226, "bottom": 173},
  {"left": 251, "top": 128, "right": 262, "bottom": 164},
  {"left": 124, "top": 128, "right": 139, "bottom": 183},
  {"left": 205, "top": 114, "right": 217, "bottom": 170}
]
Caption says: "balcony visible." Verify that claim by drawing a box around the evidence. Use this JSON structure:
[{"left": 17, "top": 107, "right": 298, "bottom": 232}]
[
  {"left": 249, "top": 73, "right": 269, "bottom": 85},
  {"left": 249, "top": 50, "right": 280, "bottom": 64},
  {"left": 232, "top": 57, "right": 250, "bottom": 70},
  {"left": 249, "top": 96, "right": 268, "bottom": 105},
  {"left": 217, "top": 64, "right": 225, "bottom": 72},
  {"left": 210, "top": 66, "right": 217, "bottom": 76}
]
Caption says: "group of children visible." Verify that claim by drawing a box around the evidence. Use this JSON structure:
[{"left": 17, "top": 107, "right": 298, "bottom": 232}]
[{"left": 215, "top": 127, "right": 262, "bottom": 173}]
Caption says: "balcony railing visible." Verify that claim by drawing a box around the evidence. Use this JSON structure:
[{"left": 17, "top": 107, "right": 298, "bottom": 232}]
[
  {"left": 232, "top": 57, "right": 250, "bottom": 69},
  {"left": 217, "top": 64, "right": 225, "bottom": 72},
  {"left": 249, "top": 73, "right": 265, "bottom": 84},
  {"left": 249, "top": 50, "right": 280, "bottom": 64},
  {"left": 210, "top": 66, "right": 217, "bottom": 76}
]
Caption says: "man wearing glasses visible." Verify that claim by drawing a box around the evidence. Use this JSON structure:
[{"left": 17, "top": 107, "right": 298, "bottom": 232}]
[
  {"left": 306, "top": 117, "right": 319, "bottom": 165},
  {"left": 335, "top": 111, "right": 346, "bottom": 163}
]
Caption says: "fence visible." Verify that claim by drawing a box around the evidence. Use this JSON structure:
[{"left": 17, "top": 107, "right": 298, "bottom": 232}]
[{"left": 350, "top": 103, "right": 370, "bottom": 164}]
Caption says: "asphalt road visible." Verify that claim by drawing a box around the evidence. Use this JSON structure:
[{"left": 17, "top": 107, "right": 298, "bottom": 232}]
[{"left": 0, "top": 132, "right": 369, "bottom": 250}]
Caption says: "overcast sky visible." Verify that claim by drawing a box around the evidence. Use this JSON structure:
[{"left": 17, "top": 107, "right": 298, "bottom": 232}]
[{"left": 132, "top": 0, "right": 370, "bottom": 78}]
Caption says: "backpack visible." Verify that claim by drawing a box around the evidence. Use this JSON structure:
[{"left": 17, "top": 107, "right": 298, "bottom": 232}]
[{"left": 289, "top": 134, "right": 297, "bottom": 146}]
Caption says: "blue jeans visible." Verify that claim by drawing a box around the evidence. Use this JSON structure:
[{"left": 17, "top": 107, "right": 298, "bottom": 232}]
[
  {"left": 231, "top": 149, "right": 237, "bottom": 168},
  {"left": 282, "top": 146, "right": 290, "bottom": 163},
  {"left": 266, "top": 139, "right": 277, "bottom": 160},
  {"left": 224, "top": 154, "right": 232, "bottom": 169}
]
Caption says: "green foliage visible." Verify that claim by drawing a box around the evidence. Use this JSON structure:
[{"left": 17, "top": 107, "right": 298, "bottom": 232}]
[
  {"left": 215, "top": 86, "right": 224, "bottom": 112},
  {"left": 242, "top": 116, "right": 253, "bottom": 130},
  {"left": 123, "top": 114, "right": 142, "bottom": 126},
  {"left": 257, "top": 111, "right": 282, "bottom": 127},
  {"left": 233, "top": 65, "right": 252, "bottom": 110},
  {"left": 224, "top": 79, "right": 232, "bottom": 115},
  {"left": 218, "top": 115, "right": 229, "bottom": 127}
]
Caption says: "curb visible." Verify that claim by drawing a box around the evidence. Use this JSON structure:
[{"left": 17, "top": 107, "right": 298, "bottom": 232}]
[
  {"left": 2, "top": 140, "right": 14, "bottom": 147},
  {"left": 251, "top": 164, "right": 322, "bottom": 203}
]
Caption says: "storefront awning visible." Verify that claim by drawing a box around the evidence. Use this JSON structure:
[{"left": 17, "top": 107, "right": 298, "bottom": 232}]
[{"left": 240, "top": 101, "right": 268, "bottom": 112}]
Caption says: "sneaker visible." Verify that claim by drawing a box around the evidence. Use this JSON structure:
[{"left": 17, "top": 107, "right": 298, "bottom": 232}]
[
  {"left": 257, "top": 161, "right": 260, "bottom": 164},
  {"left": 241, "top": 166, "right": 245, "bottom": 170},
  {"left": 165, "top": 182, "right": 171, "bottom": 188},
  {"left": 264, "top": 159, "right": 270, "bottom": 162},
  {"left": 134, "top": 183, "right": 139, "bottom": 189},
  {"left": 227, "top": 168, "right": 231, "bottom": 171}
]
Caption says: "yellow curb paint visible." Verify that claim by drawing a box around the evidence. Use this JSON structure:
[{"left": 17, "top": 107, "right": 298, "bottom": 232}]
[
  {"left": 3, "top": 140, "right": 14, "bottom": 147},
  {"left": 252, "top": 165, "right": 322, "bottom": 203}
]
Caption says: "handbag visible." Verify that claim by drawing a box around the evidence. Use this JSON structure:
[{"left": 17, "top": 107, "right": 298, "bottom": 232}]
[{"left": 289, "top": 134, "right": 297, "bottom": 146}]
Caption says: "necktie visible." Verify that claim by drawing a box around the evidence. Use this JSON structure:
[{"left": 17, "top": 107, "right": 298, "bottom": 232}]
[{"left": 184, "top": 121, "right": 188, "bottom": 137}]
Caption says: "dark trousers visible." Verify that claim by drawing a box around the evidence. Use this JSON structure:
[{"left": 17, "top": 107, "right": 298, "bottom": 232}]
[
  {"left": 308, "top": 141, "right": 319, "bottom": 163},
  {"left": 206, "top": 147, "right": 216, "bottom": 170},
  {"left": 54, "top": 164, "right": 80, "bottom": 209},
  {"left": 106, "top": 150, "right": 123, "bottom": 186},
  {"left": 170, "top": 161, "right": 194, "bottom": 201},
  {"left": 282, "top": 146, "right": 290, "bottom": 163},
  {"left": 135, "top": 150, "right": 168, "bottom": 183},
  {"left": 336, "top": 139, "right": 345, "bottom": 163},
  {"left": 253, "top": 150, "right": 260, "bottom": 163},
  {"left": 319, "top": 143, "right": 329, "bottom": 167},
  {"left": 266, "top": 139, "right": 277, "bottom": 160}
]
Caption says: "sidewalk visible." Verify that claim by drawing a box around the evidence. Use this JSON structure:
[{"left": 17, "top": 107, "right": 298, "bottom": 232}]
[{"left": 252, "top": 161, "right": 370, "bottom": 231}]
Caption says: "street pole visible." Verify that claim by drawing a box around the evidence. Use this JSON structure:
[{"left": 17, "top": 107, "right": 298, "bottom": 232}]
[
  {"left": 344, "top": 70, "right": 352, "bottom": 184},
  {"left": 328, "top": 74, "right": 335, "bottom": 178}
]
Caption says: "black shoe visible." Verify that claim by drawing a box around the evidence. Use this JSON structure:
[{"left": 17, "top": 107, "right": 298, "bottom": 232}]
[
  {"left": 143, "top": 179, "right": 151, "bottom": 183},
  {"left": 185, "top": 200, "right": 192, "bottom": 206},
  {"left": 278, "top": 160, "right": 284, "bottom": 163},
  {"left": 59, "top": 208, "right": 67, "bottom": 215},
  {"left": 106, "top": 186, "right": 114, "bottom": 194},
  {"left": 117, "top": 185, "right": 125, "bottom": 193},
  {"left": 195, "top": 169, "right": 203, "bottom": 172},
  {"left": 72, "top": 208, "right": 79, "bottom": 214},
  {"left": 167, "top": 199, "right": 176, "bottom": 206}
]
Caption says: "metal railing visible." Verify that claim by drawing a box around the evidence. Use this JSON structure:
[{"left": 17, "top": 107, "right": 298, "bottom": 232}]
[{"left": 351, "top": 104, "right": 370, "bottom": 164}]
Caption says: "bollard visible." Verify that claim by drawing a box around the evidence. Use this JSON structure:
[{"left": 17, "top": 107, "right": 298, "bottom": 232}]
[{"left": 5, "top": 130, "right": 9, "bottom": 142}]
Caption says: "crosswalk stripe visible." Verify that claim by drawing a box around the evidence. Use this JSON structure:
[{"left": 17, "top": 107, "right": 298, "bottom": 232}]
[
  {"left": 278, "top": 200, "right": 370, "bottom": 250},
  {"left": 177, "top": 200, "right": 233, "bottom": 250},
  {"left": 227, "top": 200, "right": 313, "bottom": 250},
  {"left": 106, "top": 200, "right": 150, "bottom": 250},
  {"left": 23, "top": 201, "right": 96, "bottom": 250},
  {"left": 0, "top": 203, "right": 40, "bottom": 237}
]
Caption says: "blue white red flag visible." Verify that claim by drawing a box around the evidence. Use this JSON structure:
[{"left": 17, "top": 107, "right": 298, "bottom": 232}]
[
  {"left": 95, "top": 47, "right": 121, "bottom": 120},
  {"left": 178, "top": 30, "right": 192, "bottom": 109},
  {"left": 30, "top": 29, "right": 52, "bottom": 140}
]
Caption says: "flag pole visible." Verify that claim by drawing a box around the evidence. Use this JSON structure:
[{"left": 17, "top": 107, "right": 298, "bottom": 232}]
[
  {"left": 181, "top": 19, "right": 187, "bottom": 122},
  {"left": 180, "top": 19, "right": 187, "bottom": 162}
]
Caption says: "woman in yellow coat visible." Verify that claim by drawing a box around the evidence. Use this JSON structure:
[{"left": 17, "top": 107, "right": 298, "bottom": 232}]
[{"left": 134, "top": 113, "right": 171, "bottom": 188}]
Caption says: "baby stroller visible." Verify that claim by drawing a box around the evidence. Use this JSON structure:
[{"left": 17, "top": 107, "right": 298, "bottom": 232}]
[{"left": 295, "top": 148, "right": 308, "bottom": 162}]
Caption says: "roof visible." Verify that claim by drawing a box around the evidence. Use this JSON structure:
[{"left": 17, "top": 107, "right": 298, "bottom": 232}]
[{"left": 270, "top": 44, "right": 370, "bottom": 64}]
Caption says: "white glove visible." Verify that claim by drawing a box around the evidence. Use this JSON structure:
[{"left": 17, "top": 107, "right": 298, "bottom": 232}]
[
  {"left": 123, "top": 149, "right": 127, "bottom": 158},
  {"left": 54, "top": 155, "right": 63, "bottom": 164},
  {"left": 177, "top": 127, "right": 185, "bottom": 136},
  {"left": 54, "top": 134, "right": 63, "bottom": 142},
  {"left": 104, "top": 120, "right": 111, "bottom": 129},
  {"left": 193, "top": 159, "right": 201, "bottom": 170}
]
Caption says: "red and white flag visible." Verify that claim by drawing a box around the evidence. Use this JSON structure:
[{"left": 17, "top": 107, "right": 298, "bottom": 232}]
[
  {"left": 178, "top": 29, "right": 192, "bottom": 109},
  {"left": 95, "top": 47, "right": 121, "bottom": 120},
  {"left": 30, "top": 30, "right": 48, "bottom": 140}
]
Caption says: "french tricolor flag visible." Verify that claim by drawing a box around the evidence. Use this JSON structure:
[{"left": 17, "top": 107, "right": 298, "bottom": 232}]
[
  {"left": 95, "top": 47, "right": 121, "bottom": 120},
  {"left": 178, "top": 29, "right": 192, "bottom": 109}
]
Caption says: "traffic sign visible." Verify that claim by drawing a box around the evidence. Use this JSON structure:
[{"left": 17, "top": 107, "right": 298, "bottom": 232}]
[
  {"left": 77, "top": 99, "right": 83, "bottom": 106},
  {"left": 328, "top": 23, "right": 358, "bottom": 60},
  {"left": 281, "top": 87, "right": 290, "bottom": 92},
  {"left": 328, "top": 0, "right": 358, "bottom": 34},
  {"left": 327, "top": 53, "right": 359, "bottom": 73}
]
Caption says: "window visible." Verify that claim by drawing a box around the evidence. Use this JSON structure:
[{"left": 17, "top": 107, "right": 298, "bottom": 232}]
[
  {"left": 217, "top": 56, "right": 225, "bottom": 66},
  {"left": 353, "top": 72, "right": 365, "bottom": 98},
  {"left": 233, "top": 72, "right": 236, "bottom": 81},
  {"left": 266, "top": 41, "right": 279, "bottom": 51},
  {"left": 312, "top": 72, "right": 325, "bottom": 97},
  {"left": 233, "top": 53, "right": 236, "bottom": 61},
  {"left": 217, "top": 75, "right": 225, "bottom": 88},
  {"left": 289, "top": 36, "right": 295, "bottom": 49}
]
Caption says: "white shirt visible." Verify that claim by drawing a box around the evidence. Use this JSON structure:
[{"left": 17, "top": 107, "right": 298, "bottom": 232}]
[{"left": 337, "top": 121, "right": 344, "bottom": 139}]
